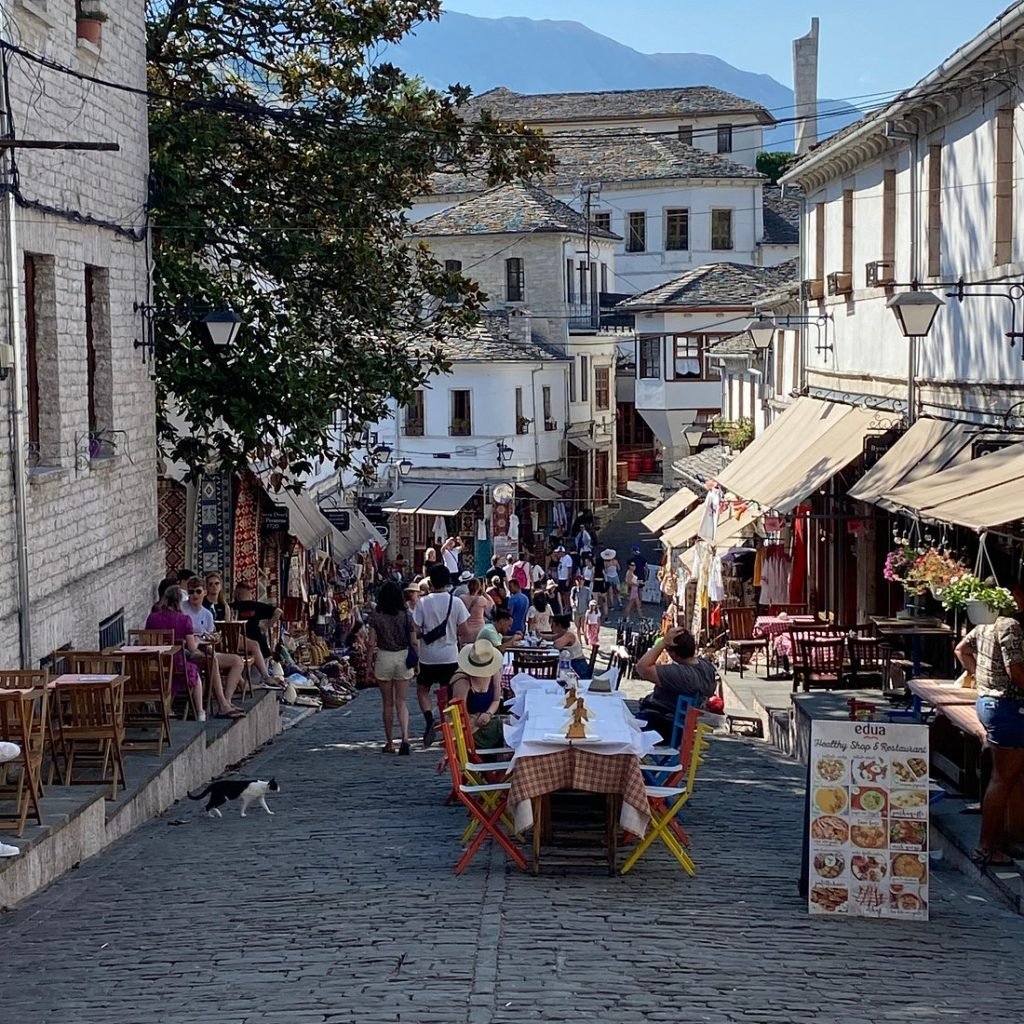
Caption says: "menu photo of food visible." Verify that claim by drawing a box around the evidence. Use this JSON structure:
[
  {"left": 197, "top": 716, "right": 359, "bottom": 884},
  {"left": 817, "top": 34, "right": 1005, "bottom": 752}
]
[
  {"left": 850, "top": 786, "right": 888, "bottom": 815},
  {"left": 814, "top": 786, "right": 848, "bottom": 815},
  {"left": 889, "top": 788, "right": 928, "bottom": 818}
]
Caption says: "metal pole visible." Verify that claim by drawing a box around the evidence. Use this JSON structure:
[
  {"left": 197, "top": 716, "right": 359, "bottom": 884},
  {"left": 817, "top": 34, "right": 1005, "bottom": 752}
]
[{"left": 0, "top": 9, "right": 32, "bottom": 667}]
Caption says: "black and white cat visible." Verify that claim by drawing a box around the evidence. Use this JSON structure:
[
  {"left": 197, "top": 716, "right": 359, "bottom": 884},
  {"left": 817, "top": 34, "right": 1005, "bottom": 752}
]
[{"left": 188, "top": 778, "right": 279, "bottom": 818}]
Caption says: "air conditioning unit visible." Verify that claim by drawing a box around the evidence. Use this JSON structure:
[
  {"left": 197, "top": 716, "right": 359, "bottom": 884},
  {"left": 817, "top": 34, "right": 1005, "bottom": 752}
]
[
  {"left": 827, "top": 271, "right": 853, "bottom": 296},
  {"left": 865, "top": 260, "right": 895, "bottom": 288},
  {"left": 800, "top": 278, "right": 825, "bottom": 301}
]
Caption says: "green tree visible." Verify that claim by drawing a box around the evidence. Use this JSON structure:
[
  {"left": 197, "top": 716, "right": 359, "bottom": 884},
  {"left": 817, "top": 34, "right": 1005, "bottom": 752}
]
[
  {"left": 146, "top": 1, "right": 552, "bottom": 486},
  {"left": 756, "top": 150, "right": 797, "bottom": 184}
]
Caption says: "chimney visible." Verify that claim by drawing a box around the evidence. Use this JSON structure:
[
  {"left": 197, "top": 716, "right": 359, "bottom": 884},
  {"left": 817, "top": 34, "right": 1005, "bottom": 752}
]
[
  {"left": 793, "top": 17, "right": 819, "bottom": 156},
  {"left": 506, "top": 307, "right": 531, "bottom": 347}
]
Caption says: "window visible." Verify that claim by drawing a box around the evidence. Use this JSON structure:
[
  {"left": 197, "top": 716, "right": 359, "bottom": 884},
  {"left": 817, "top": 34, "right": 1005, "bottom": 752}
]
[
  {"left": 815, "top": 201, "right": 826, "bottom": 283},
  {"left": 450, "top": 390, "right": 471, "bottom": 436},
  {"left": 996, "top": 108, "right": 1014, "bottom": 266},
  {"left": 927, "top": 143, "right": 942, "bottom": 278},
  {"left": 443, "top": 259, "right": 461, "bottom": 303},
  {"left": 711, "top": 209, "right": 733, "bottom": 250},
  {"left": 515, "top": 386, "right": 528, "bottom": 433},
  {"left": 566, "top": 258, "right": 575, "bottom": 302},
  {"left": 882, "top": 169, "right": 896, "bottom": 269},
  {"left": 84, "top": 266, "right": 112, "bottom": 449},
  {"left": 665, "top": 208, "right": 689, "bottom": 251},
  {"left": 677, "top": 125, "right": 693, "bottom": 146},
  {"left": 505, "top": 257, "right": 524, "bottom": 302},
  {"left": 569, "top": 359, "right": 577, "bottom": 403},
  {"left": 672, "top": 336, "right": 703, "bottom": 380},
  {"left": 595, "top": 367, "right": 610, "bottom": 410},
  {"left": 626, "top": 212, "right": 646, "bottom": 252},
  {"left": 592, "top": 211, "right": 611, "bottom": 232},
  {"left": 600, "top": 262, "right": 608, "bottom": 293},
  {"left": 842, "top": 189, "right": 854, "bottom": 275},
  {"left": 404, "top": 390, "right": 424, "bottom": 436},
  {"left": 578, "top": 260, "right": 588, "bottom": 302},
  {"left": 717, "top": 124, "right": 733, "bottom": 154},
  {"left": 638, "top": 336, "right": 661, "bottom": 379},
  {"left": 580, "top": 355, "right": 590, "bottom": 402},
  {"left": 24, "top": 253, "right": 58, "bottom": 466},
  {"left": 542, "top": 386, "right": 555, "bottom": 429}
]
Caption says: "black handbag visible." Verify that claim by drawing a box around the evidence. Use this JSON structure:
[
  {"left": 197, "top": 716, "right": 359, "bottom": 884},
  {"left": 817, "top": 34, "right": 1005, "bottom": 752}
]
[
  {"left": 420, "top": 593, "right": 455, "bottom": 645},
  {"left": 405, "top": 610, "right": 419, "bottom": 669}
]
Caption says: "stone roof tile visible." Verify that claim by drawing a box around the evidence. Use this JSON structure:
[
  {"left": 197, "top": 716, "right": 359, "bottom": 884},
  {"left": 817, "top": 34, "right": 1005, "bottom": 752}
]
[
  {"left": 761, "top": 185, "right": 800, "bottom": 245},
  {"left": 618, "top": 257, "right": 798, "bottom": 310},
  {"left": 433, "top": 310, "right": 567, "bottom": 363}
]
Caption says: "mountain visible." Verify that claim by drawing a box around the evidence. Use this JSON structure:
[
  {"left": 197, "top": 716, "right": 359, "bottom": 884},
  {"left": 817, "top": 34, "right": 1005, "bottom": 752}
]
[{"left": 382, "top": 11, "right": 859, "bottom": 151}]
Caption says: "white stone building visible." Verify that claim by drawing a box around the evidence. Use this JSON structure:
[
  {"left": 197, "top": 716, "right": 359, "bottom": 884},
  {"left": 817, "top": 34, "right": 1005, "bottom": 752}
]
[{"left": 0, "top": 3, "right": 162, "bottom": 665}]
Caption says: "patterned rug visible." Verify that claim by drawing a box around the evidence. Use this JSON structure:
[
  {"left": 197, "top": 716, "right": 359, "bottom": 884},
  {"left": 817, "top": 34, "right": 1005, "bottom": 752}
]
[
  {"left": 192, "top": 470, "right": 234, "bottom": 579},
  {"left": 157, "top": 477, "right": 188, "bottom": 574},
  {"left": 233, "top": 473, "right": 260, "bottom": 589}
]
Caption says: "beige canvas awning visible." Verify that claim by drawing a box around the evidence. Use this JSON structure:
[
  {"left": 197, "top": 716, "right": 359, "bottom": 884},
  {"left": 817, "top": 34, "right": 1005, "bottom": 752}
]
[
  {"left": 273, "top": 488, "right": 332, "bottom": 550},
  {"left": 885, "top": 440, "right": 1024, "bottom": 530},
  {"left": 415, "top": 484, "right": 479, "bottom": 517},
  {"left": 517, "top": 479, "right": 562, "bottom": 501},
  {"left": 380, "top": 483, "right": 437, "bottom": 513},
  {"left": 642, "top": 486, "right": 700, "bottom": 534},
  {"left": 661, "top": 501, "right": 759, "bottom": 550},
  {"left": 849, "top": 419, "right": 980, "bottom": 512},
  {"left": 716, "top": 397, "right": 875, "bottom": 513}
]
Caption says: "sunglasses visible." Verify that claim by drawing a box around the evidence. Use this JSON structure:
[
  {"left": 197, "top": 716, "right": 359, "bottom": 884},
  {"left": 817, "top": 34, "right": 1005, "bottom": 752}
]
[{"left": 187, "top": 588, "right": 203, "bottom": 594}]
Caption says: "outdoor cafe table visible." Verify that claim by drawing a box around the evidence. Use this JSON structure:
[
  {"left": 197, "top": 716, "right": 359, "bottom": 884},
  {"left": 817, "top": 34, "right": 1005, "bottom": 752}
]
[
  {"left": 870, "top": 616, "right": 954, "bottom": 676},
  {"left": 904, "top": 677, "right": 978, "bottom": 717},
  {"left": 503, "top": 685, "right": 659, "bottom": 839},
  {"left": 752, "top": 615, "right": 817, "bottom": 659}
]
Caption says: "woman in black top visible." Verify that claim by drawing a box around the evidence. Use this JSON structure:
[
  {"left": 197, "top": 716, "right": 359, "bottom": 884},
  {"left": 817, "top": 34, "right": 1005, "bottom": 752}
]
[{"left": 367, "top": 580, "right": 417, "bottom": 755}]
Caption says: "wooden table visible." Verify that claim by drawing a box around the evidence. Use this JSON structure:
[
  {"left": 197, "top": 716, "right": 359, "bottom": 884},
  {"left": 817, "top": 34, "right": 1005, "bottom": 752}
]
[
  {"left": 905, "top": 677, "right": 978, "bottom": 716},
  {"left": 870, "top": 616, "right": 953, "bottom": 676}
]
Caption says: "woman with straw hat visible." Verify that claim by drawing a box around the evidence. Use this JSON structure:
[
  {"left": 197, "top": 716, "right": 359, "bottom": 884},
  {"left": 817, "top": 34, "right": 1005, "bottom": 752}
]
[
  {"left": 601, "top": 548, "right": 621, "bottom": 611},
  {"left": 451, "top": 638, "right": 505, "bottom": 747}
]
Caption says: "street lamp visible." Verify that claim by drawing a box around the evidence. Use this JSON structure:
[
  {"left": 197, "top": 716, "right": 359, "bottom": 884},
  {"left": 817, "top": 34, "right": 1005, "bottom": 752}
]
[
  {"left": 496, "top": 440, "right": 514, "bottom": 467},
  {"left": 202, "top": 309, "right": 243, "bottom": 347},
  {"left": 887, "top": 290, "right": 944, "bottom": 338},
  {"left": 133, "top": 302, "right": 243, "bottom": 361},
  {"left": 747, "top": 316, "right": 776, "bottom": 351},
  {"left": 683, "top": 427, "right": 704, "bottom": 451},
  {"left": 398, "top": 458, "right": 413, "bottom": 476}
]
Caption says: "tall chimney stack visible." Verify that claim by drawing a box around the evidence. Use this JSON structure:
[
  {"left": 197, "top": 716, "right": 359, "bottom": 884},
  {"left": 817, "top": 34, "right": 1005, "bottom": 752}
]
[{"left": 793, "top": 17, "right": 820, "bottom": 156}]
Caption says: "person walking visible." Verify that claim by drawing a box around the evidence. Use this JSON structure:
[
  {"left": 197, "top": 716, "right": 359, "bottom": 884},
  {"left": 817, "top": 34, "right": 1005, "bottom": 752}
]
[
  {"left": 601, "top": 548, "right": 621, "bottom": 611},
  {"left": 585, "top": 600, "right": 602, "bottom": 648},
  {"left": 624, "top": 560, "right": 644, "bottom": 620},
  {"left": 459, "top": 577, "right": 493, "bottom": 645},
  {"left": 367, "top": 580, "right": 416, "bottom": 755},
  {"left": 556, "top": 545, "right": 574, "bottom": 614}
]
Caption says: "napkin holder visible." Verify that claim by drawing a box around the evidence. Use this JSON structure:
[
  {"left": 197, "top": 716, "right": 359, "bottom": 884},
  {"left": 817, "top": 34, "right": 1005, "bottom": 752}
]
[{"left": 565, "top": 718, "right": 587, "bottom": 739}]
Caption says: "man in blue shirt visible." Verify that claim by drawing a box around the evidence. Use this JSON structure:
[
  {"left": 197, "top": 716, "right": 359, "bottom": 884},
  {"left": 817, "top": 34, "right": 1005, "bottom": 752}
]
[
  {"left": 631, "top": 545, "right": 648, "bottom": 585},
  {"left": 506, "top": 578, "right": 530, "bottom": 636}
]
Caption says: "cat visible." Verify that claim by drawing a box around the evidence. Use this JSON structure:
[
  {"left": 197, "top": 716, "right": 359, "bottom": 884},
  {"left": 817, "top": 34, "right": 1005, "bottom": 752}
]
[{"left": 187, "top": 778, "right": 279, "bottom": 818}]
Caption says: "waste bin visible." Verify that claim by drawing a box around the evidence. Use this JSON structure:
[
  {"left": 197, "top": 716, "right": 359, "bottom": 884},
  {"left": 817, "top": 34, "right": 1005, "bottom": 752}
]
[{"left": 616, "top": 460, "right": 629, "bottom": 492}]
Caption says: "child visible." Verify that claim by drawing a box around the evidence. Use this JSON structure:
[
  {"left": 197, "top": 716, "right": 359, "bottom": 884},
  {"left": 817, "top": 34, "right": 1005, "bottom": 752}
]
[
  {"left": 585, "top": 600, "right": 601, "bottom": 648},
  {"left": 571, "top": 574, "right": 593, "bottom": 633}
]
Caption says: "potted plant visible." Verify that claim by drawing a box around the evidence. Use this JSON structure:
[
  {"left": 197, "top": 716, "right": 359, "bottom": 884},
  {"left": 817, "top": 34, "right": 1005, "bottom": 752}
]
[
  {"left": 76, "top": 5, "right": 107, "bottom": 45},
  {"left": 903, "top": 547, "right": 967, "bottom": 599},
  {"left": 941, "top": 575, "right": 1016, "bottom": 624}
]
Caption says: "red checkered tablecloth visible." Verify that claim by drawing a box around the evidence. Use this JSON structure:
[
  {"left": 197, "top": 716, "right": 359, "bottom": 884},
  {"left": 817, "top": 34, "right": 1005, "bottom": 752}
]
[
  {"left": 508, "top": 748, "right": 650, "bottom": 836},
  {"left": 753, "top": 616, "right": 817, "bottom": 658}
]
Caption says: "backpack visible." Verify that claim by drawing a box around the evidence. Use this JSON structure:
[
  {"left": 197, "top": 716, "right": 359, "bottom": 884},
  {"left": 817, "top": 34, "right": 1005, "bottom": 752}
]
[{"left": 512, "top": 562, "right": 529, "bottom": 588}]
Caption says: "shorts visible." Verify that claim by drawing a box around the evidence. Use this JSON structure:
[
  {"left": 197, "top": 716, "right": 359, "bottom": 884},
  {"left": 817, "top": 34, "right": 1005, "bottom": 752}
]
[
  {"left": 557, "top": 579, "right": 571, "bottom": 594},
  {"left": 418, "top": 662, "right": 458, "bottom": 689},
  {"left": 976, "top": 696, "right": 1024, "bottom": 747},
  {"left": 375, "top": 648, "right": 414, "bottom": 682},
  {"left": 592, "top": 581, "right": 607, "bottom": 595},
  {"left": 605, "top": 575, "right": 620, "bottom": 589}
]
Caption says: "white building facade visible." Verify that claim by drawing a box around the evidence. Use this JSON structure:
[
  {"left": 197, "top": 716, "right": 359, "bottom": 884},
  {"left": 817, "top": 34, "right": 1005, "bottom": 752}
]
[{"left": 0, "top": 3, "right": 163, "bottom": 665}]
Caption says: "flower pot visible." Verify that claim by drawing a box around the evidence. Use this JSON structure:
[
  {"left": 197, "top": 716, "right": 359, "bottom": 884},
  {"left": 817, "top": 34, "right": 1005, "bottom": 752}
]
[
  {"left": 966, "top": 599, "right": 998, "bottom": 625},
  {"left": 76, "top": 17, "right": 102, "bottom": 45}
]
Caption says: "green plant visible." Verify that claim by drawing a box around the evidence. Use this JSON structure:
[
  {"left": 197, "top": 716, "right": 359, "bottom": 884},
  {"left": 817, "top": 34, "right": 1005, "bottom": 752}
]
[
  {"left": 903, "top": 548, "right": 967, "bottom": 592},
  {"left": 712, "top": 417, "right": 754, "bottom": 451},
  {"left": 940, "top": 575, "right": 1015, "bottom": 614},
  {"left": 756, "top": 150, "right": 798, "bottom": 184}
]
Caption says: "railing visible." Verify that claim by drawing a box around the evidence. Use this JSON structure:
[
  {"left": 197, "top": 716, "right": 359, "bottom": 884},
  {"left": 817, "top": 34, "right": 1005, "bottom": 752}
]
[
  {"left": 404, "top": 419, "right": 424, "bottom": 437},
  {"left": 568, "top": 299, "right": 599, "bottom": 332}
]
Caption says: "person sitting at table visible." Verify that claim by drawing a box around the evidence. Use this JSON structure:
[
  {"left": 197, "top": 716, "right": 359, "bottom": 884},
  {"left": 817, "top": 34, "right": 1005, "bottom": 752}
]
[
  {"left": 184, "top": 577, "right": 245, "bottom": 707},
  {"left": 459, "top": 577, "right": 493, "bottom": 645},
  {"left": 486, "top": 573, "right": 507, "bottom": 612},
  {"left": 527, "top": 591, "right": 554, "bottom": 635},
  {"left": 450, "top": 638, "right": 505, "bottom": 749},
  {"left": 477, "top": 606, "right": 521, "bottom": 653},
  {"left": 205, "top": 572, "right": 275, "bottom": 686},
  {"left": 231, "top": 582, "right": 283, "bottom": 667},
  {"left": 550, "top": 613, "right": 590, "bottom": 678},
  {"left": 634, "top": 627, "right": 717, "bottom": 742},
  {"left": 955, "top": 602, "right": 1024, "bottom": 868},
  {"left": 146, "top": 586, "right": 243, "bottom": 720}
]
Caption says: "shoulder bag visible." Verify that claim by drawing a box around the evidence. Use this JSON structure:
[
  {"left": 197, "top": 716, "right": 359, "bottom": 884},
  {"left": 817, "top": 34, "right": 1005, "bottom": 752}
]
[
  {"left": 405, "top": 610, "right": 419, "bottom": 669},
  {"left": 421, "top": 593, "right": 455, "bottom": 645}
]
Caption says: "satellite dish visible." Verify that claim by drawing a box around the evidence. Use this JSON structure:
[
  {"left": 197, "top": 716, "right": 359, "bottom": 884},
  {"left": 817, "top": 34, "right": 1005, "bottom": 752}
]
[{"left": 492, "top": 483, "right": 514, "bottom": 505}]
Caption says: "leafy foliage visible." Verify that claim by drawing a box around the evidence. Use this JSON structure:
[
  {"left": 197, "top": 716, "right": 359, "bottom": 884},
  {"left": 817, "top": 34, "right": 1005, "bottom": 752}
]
[
  {"left": 146, "top": 1, "right": 553, "bottom": 486},
  {"left": 712, "top": 417, "right": 754, "bottom": 451},
  {"left": 756, "top": 150, "right": 797, "bottom": 184}
]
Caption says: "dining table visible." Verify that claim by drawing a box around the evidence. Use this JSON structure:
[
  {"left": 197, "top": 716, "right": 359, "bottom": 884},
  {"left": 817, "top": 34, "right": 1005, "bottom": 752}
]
[
  {"left": 503, "top": 682, "right": 661, "bottom": 872},
  {"left": 870, "top": 616, "right": 954, "bottom": 677},
  {"left": 904, "top": 676, "right": 978, "bottom": 717}
]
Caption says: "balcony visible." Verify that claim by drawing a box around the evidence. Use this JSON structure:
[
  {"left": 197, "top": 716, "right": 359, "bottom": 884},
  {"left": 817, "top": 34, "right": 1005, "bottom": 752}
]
[
  {"left": 403, "top": 419, "right": 424, "bottom": 437},
  {"left": 568, "top": 298, "right": 599, "bottom": 332}
]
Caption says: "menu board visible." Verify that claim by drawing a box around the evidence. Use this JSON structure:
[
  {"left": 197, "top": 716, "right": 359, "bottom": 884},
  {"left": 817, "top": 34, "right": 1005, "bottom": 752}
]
[{"left": 807, "top": 719, "right": 930, "bottom": 920}]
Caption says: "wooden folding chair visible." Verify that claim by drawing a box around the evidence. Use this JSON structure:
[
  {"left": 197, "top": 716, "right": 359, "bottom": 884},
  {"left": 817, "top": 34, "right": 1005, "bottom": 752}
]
[
  {"left": 54, "top": 677, "right": 127, "bottom": 799},
  {"left": 0, "top": 686, "right": 48, "bottom": 835},
  {"left": 122, "top": 650, "right": 173, "bottom": 753},
  {"left": 440, "top": 716, "right": 526, "bottom": 875},
  {"left": 217, "top": 621, "right": 254, "bottom": 699},
  {"left": 511, "top": 650, "right": 559, "bottom": 679},
  {"left": 1, "top": 670, "right": 59, "bottom": 789},
  {"left": 794, "top": 635, "right": 846, "bottom": 693},
  {"left": 721, "top": 607, "right": 769, "bottom": 678},
  {"left": 846, "top": 636, "right": 892, "bottom": 689},
  {"left": 67, "top": 654, "right": 125, "bottom": 675},
  {"left": 128, "top": 629, "right": 175, "bottom": 647},
  {"left": 621, "top": 715, "right": 713, "bottom": 876}
]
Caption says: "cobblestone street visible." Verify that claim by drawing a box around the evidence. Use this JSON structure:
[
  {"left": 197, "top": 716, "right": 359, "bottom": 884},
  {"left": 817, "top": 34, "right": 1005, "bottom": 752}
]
[{"left": 4, "top": 692, "right": 1024, "bottom": 1024}]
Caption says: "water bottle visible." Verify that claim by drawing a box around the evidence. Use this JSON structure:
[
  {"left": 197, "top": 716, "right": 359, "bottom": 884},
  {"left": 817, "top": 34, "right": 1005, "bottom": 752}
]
[{"left": 558, "top": 649, "right": 572, "bottom": 687}]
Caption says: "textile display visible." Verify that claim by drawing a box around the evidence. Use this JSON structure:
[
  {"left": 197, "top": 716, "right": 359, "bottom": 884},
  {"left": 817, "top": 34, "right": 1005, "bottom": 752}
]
[
  {"left": 790, "top": 506, "right": 809, "bottom": 605},
  {"left": 508, "top": 512, "right": 520, "bottom": 542},
  {"left": 696, "top": 487, "right": 721, "bottom": 542},
  {"left": 431, "top": 516, "right": 447, "bottom": 544},
  {"left": 192, "top": 470, "right": 234, "bottom": 579},
  {"left": 157, "top": 477, "right": 188, "bottom": 574},
  {"left": 759, "top": 545, "right": 793, "bottom": 606},
  {"left": 233, "top": 474, "right": 260, "bottom": 588}
]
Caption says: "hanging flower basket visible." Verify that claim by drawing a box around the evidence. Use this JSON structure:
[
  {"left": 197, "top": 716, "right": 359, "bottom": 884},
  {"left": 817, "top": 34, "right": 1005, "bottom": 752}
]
[{"left": 965, "top": 599, "right": 998, "bottom": 626}]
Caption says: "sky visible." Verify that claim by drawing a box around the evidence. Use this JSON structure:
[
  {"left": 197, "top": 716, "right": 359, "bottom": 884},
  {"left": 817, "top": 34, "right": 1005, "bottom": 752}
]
[{"left": 446, "top": 1, "right": 1013, "bottom": 102}]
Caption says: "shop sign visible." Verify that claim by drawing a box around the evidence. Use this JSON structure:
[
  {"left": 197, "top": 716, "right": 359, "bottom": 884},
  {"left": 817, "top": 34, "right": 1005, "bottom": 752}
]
[
  {"left": 262, "top": 504, "right": 290, "bottom": 532},
  {"left": 321, "top": 508, "right": 350, "bottom": 532},
  {"left": 807, "top": 718, "right": 929, "bottom": 921}
]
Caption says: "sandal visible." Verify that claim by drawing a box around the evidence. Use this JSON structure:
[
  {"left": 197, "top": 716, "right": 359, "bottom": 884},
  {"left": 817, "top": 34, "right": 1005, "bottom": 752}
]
[
  {"left": 215, "top": 708, "right": 246, "bottom": 720},
  {"left": 972, "top": 848, "right": 1015, "bottom": 867},
  {"left": 382, "top": 744, "right": 396, "bottom": 754}
]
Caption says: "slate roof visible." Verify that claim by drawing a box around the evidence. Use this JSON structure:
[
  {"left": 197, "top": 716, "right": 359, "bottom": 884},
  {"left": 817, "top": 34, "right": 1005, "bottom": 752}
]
[
  {"left": 413, "top": 181, "right": 619, "bottom": 239},
  {"left": 464, "top": 86, "right": 776, "bottom": 125},
  {"left": 618, "top": 257, "right": 798, "bottom": 310},
  {"left": 432, "top": 310, "right": 566, "bottom": 363},
  {"left": 708, "top": 330, "right": 756, "bottom": 356},
  {"left": 670, "top": 446, "right": 734, "bottom": 494},
  {"left": 427, "top": 127, "right": 763, "bottom": 196},
  {"left": 761, "top": 185, "right": 800, "bottom": 245}
]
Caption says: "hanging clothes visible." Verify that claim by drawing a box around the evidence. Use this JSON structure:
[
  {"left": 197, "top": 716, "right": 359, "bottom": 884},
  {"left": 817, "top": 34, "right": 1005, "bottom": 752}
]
[
  {"left": 789, "top": 506, "right": 809, "bottom": 605},
  {"left": 697, "top": 487, "right": 721, "bottom": 542},
  {"left": 432, "top": 516, "right": 447, "bottom": 545},
  {"left": 708, "top": 553, "right": 725, "bottom": 602},
  {"left": 753, "top": 545, "right": 764, "bottom": 587},
  {"left": 758, "top": 543, "right": 793, "bottom": 606},
  {"left": 477, "top": 518, "right": 487, "bottom": 541},
  {"left": 508, "top": 512, "right": 520, "bottom": 542}
]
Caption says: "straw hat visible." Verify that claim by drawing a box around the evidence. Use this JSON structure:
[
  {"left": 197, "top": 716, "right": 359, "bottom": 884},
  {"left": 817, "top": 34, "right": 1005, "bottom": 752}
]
[
  {"left": 458, "top": 570, "right": 474, "bottom": 583},
  {"left": 457, "top": 638, "right": 504, "bottom": 677},
  {"left": 600, "top": 548, "right": 616, "bottom": 560}
]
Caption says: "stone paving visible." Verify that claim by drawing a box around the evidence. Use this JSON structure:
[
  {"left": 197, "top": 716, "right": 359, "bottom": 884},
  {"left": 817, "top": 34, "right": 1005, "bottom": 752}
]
[{"left": 4, "top": 690, "right": 1024, "bottom": 1023}]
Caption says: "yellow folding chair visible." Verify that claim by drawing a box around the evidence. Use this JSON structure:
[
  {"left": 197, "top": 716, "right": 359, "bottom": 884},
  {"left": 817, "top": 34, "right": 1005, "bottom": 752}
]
[{"left": 621, "top": 719, "right": 713, "bottom": 876}]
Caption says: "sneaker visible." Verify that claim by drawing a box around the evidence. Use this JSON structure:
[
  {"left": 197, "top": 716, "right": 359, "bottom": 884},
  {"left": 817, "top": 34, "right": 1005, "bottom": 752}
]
[
  {"left": 0, "top": 741, "right": 21, "bottom": 762},
  {"left": 398, "top": 741, "right": 410, "bottom": 756},
  {"left": 0, "top": 841, "right": 19, "bottom": 857},
  {"left": 198, "top": 710, "right": 207, "bottom": 723},
  {"left": 422, "top": 719, "right": 436, "bottom": 749}
]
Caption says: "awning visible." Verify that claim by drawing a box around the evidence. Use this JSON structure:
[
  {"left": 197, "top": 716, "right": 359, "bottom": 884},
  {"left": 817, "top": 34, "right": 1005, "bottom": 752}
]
[
  {"left": 517, "top": 479, "right": 562, "bottom": 501},
  {"left": 415, "top": 484, "right": 479, "bottom": 517},
  {"left": 716, "top": 397, "right": 875, "bottom": 513},
  {"left": 274, "top": 488, "right": 332, "bottom": 550},
  {"left": 547, "top": 477, "right": 570, "bottom": 493},
  {"left": 567, "top": 434, "right": 599, "bottom": 451},
  {"left": 885, "top": 440, "right": 1024, "bottom": 530},
  {"left": 848, "top": 419, "right": 980, "bottom": 512},
  {"left": 641, "top": 486, "right": 700, "bottom": 534},
  {"left": 661, "top": 502, "right": 759, "bottom": 549},
  {"left": 324, "top": 508, "right": 385, "bottom": 561},
  {"left": 380, "top": 483, "right": 437, "bottom": 513}
]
